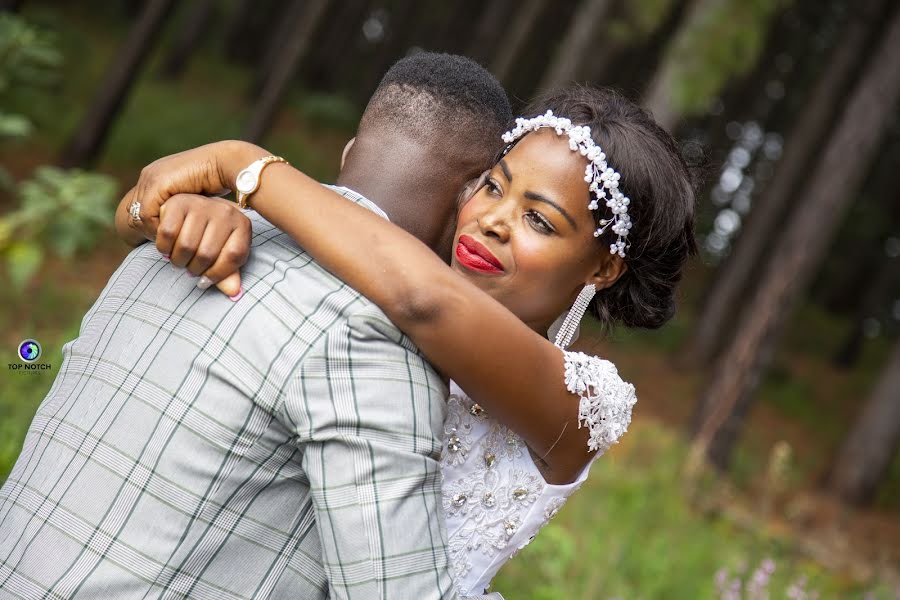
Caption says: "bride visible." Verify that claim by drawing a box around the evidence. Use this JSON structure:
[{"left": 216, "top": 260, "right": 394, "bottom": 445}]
[{"left": 122, "top": 85, "right": 696, "bottom": 596}]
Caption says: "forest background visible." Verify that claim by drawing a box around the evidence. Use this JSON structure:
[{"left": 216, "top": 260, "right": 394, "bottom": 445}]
[{"left": 1, "top": 0, "right": 899, "bottom": 597}]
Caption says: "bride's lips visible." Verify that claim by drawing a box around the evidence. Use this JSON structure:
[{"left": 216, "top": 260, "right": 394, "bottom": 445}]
[{"left": 455, "top": 235, "right": 504, "bottom": 275}]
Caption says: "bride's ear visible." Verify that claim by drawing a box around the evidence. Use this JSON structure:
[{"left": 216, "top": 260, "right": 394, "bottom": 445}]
[
  {"left": 589, "top": 254, "right": 627, "bottom": 291},
  {"left": 340, "top": 138, "right": 356, "bottom": 170}
]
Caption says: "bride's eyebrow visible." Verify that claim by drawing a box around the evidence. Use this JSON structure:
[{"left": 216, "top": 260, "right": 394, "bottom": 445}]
[{"left": 498, "top": 159, "right": 513, "bottom": 182}]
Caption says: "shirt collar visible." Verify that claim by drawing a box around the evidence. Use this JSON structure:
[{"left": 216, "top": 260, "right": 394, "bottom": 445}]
[{"left": 325, "top": 184, "right": 390, "bottom": 221}]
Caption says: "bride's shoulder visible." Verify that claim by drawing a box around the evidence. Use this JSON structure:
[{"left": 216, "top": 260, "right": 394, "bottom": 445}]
[{"left": 561, "top": 350, "right": 637, "bottom": 456}]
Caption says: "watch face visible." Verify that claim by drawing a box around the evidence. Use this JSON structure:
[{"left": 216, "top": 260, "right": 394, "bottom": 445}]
[{"left": 236, "top": 170, "right": 257, "bottom": 193}]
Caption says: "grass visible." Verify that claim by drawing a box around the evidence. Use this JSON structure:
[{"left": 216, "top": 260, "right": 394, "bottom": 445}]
[
  {"left": 0, "top": 257, "right": 100, "bottom": 480},
  {"left": 493, "top": 424, "right": 894, "bottom": 599}
]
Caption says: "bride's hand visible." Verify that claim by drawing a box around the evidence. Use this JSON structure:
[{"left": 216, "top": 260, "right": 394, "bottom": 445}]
[
  {"left": 115, "top": 140, "right": 267, "bottom": 246},
  {"left": 156, "top": 193, "right": 250, "bottom": 298}
]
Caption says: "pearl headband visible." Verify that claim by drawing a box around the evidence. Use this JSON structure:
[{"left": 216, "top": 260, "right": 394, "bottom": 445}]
[{"left": 501, "top": 110, "right": 632, "bottom": 258}]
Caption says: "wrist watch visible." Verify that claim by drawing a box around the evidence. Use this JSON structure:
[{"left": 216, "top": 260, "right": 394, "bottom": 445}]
[{"left": 235, "top": 155, "right": 288, "bottom": 209}]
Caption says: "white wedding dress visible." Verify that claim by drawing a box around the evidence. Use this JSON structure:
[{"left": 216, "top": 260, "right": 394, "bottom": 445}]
[{"left": 440, "top": 351, "right": 637, "bottom": 595}]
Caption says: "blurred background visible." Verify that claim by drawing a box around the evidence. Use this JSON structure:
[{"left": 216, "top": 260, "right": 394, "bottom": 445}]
[{"left": 1, "top": 0, "right": 899, "bottom": 597}]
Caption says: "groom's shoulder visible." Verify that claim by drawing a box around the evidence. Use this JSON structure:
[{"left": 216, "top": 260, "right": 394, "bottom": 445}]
[
  {"left": 242, "top": 183, "right": 386, "bottom": 268},
  {"left": 239, "top": 212, "right": 410, "bottom": 342}
]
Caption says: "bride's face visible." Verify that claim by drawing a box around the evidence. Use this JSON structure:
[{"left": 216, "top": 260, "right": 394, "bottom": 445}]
[{"left": 451, "top": 129, "right": 625, "bottom": 332}]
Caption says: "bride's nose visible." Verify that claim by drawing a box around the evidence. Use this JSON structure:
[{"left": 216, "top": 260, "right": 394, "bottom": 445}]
[{"left": 478, "top": 202, "right": 511, "bottom": 243}]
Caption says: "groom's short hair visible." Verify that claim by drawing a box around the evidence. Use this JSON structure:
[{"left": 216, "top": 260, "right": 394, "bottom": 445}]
[{"left": 358, "top": 52, "right": 511, "bottom": 151}]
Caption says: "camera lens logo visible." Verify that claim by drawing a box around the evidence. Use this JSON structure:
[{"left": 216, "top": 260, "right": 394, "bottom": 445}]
[{"left": 18, "top": 339, "right": 42, "bottom": 363}]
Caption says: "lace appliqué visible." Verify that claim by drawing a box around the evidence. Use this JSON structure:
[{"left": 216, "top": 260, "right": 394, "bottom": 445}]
[
  {"left": 484, "top": 422, "right": 525, "bottom": 462},
  {"left": 442, "top": 394, "right": 478, "bottom": 467},
  {"left": 441, "top": 396, "right": 546, "bottom": 593},
  {"left": 444, "top": 464, "right": 544, "bottom": 591},
  {"left": 440, "top": 362, "right": 636, "bottom": 595},
  {"left": 562, "top": 351, "right": 637, "bottom": 454}
]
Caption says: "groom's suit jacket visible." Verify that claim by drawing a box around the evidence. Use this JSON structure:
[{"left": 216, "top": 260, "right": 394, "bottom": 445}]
[{"left": 0, "top": 188, "right": 459, "bottom": 599}]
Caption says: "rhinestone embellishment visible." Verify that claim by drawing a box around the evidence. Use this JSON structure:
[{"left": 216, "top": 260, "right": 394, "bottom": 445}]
[
  {"left": 469, "top": 403, "right": 485, "bottom": 417},
  {"left": 452, "top": 493, "right": 468, "bottom": 508},
  {"left": 512, "top": 487, "right": 528, "bottom": 501},
  {"left": 504, "top": 518, "right": 519, "bottom": 537},
  {"left": 484, "top": 452, "right": 496, "bottom": 468},
  {"left": 448, "top": 434, "right": 461, "bottom": 453},
  {"left": 482, "top": 492, "right": 496, "bottom": 508}
]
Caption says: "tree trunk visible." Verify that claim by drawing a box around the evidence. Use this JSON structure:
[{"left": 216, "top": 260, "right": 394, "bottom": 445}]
[
  {"left": 580, "top": 0, "right": 685, "bottom": 90},
  {"left": 833, "top": 253, "right": 900, "bottom": 368},
  {"left": 691, "top": 5, "right": 900, "bottom": 470},
  {"left": 303, "top": 0, "right": 370, "bottom": 91},
  {"left": 59, "top": 0, "right": 177, "bottom": 167},
  {"left": 251, "top": 0, "right": 310, "bottom": 96},
  {"left": 827, "top": 338, "right": 900, "bottom": 505},
  {"left": 433, "top": 0, "right": 484, "bottom": 53},
  {"left": 684, "top": 0, "right": 886, "bottom": 366},
  {"left": 489, "top": 0, "right": 547, "bottom": 84},
  {"left": 643, "top": 0, "right": 785, "bottom": 131},
  {"left": 221, "top": 0, "right": 278, "bottom": 64},
  {"left": 466, "top": 0, "right": 518, "bottom": 64},
  {"left": 242, "top": 0, "right": 331, "bottom": 143},
  {"left": 0, "top": 0, "right": 25, "bottom": 12},
  {"left": 536, "top": 0, "right": 614, "bottom": 91},
  {"left": 822, "top": 161, "right": 900, "bottom": 314},
  {"left": 642, "top": 0, "right": 717, "bottom": 131},
  {"left": 158, "top": 0, "right": 217, "bottom": 79}
]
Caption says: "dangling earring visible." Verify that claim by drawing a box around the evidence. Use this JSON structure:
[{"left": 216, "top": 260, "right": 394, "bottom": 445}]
[{"left": 552, "top": 284, "right": 596, "bottom": 349}]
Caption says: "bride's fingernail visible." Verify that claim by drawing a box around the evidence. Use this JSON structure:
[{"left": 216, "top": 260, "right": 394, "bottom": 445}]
[
  {"left": 162, "top": 254, "right": 170, "bottom": 261},
  {"left": 196, "top": 276, "right": 213, "bottom": 290},
  {"left": 228, "top": 287, "right": 244, "bottom": 302}
]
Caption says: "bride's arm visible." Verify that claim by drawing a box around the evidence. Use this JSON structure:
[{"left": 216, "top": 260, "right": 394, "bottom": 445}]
[
  {"left": 234, "top": 149, "right": 620, "bottom": 483},
  {"left": 136, "top": 141, "right": 631, "bottom": 483}
]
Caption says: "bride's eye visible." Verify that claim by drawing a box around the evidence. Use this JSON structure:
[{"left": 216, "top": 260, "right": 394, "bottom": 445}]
[
  {"left": 485, "top": 178, "right": 502, "bottom": 197},
  {"left": 525, "top": 210, "right": 555, "bottom": 234}
]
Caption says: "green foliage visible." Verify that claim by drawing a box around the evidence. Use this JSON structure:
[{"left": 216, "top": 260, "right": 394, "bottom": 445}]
[
  {"left": 1, "top": 167, "right": 117, "bottom": 291},
  {"left": 0, "top": 13, "right": 62, "bottom": 136},
  {"left": 0, "top": 112, "right": 32, "bottom": 139},
  {"left": 493, "top": 425, "right": 874, "bottom": 598},
  {"left": 608, "top": 0, "right": 680, "bottom": 42},
  {"left": 0, "top": 14, "right": 117, "bottom": 292},
  {"left": 0, "top": 13, "right": 62, "bottom": 183},
  {"left": 665, "top": 0, "right": 788, "bottom": 120},
  {"left": 0, "top": 13, "right": 62, "bottom": 96}
]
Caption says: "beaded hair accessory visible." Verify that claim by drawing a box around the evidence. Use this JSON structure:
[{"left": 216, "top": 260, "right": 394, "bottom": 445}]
[{"left": 501, "top": 110, "right": 632, "bottom": 258}]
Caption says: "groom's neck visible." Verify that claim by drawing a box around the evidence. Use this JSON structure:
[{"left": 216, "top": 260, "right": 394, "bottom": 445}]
[{"left": 335, "top": 137, "right": 456, "bottom": 254}]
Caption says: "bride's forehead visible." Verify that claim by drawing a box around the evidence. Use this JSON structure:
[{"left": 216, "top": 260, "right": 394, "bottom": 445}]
[{"left": 501, "top": 131, "right": 587, "bottom": 178}]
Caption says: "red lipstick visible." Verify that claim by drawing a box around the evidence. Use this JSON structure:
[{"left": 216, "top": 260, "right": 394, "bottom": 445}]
[{"left": 455, "top": 235, "right": 504, "bottom": 275}]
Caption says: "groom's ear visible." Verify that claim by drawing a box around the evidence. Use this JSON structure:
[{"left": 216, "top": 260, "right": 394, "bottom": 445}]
[
  {"left": 340, "top": 138, "right": 356, "bottom": 170},
  {"left": 456, "top": 170, "right": 490, "bottom": 209}
]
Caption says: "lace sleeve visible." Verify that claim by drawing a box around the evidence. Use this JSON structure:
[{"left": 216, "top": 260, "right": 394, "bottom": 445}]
[{"left": 562, "top": 351, "right": 637, "bottom": 454}]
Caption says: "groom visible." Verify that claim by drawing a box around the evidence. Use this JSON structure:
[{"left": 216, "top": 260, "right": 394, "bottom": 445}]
[{"left": 0, "top": 53, "right": 510, "bottom": 599}]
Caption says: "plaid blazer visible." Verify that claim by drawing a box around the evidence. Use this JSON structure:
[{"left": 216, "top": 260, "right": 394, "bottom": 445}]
[{"left": 0, "top": 188, "right": 458, "bottom": 599}]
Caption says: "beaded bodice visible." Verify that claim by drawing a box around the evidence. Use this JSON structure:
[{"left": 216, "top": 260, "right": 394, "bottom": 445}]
[{"left": 440, "top": 352, "right": 636, "bottom": 595}]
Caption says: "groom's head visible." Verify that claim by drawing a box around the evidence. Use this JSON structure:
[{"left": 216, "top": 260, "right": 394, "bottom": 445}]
[{"left": 336, "top": 52, "right": 511, "bottom": 261}]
